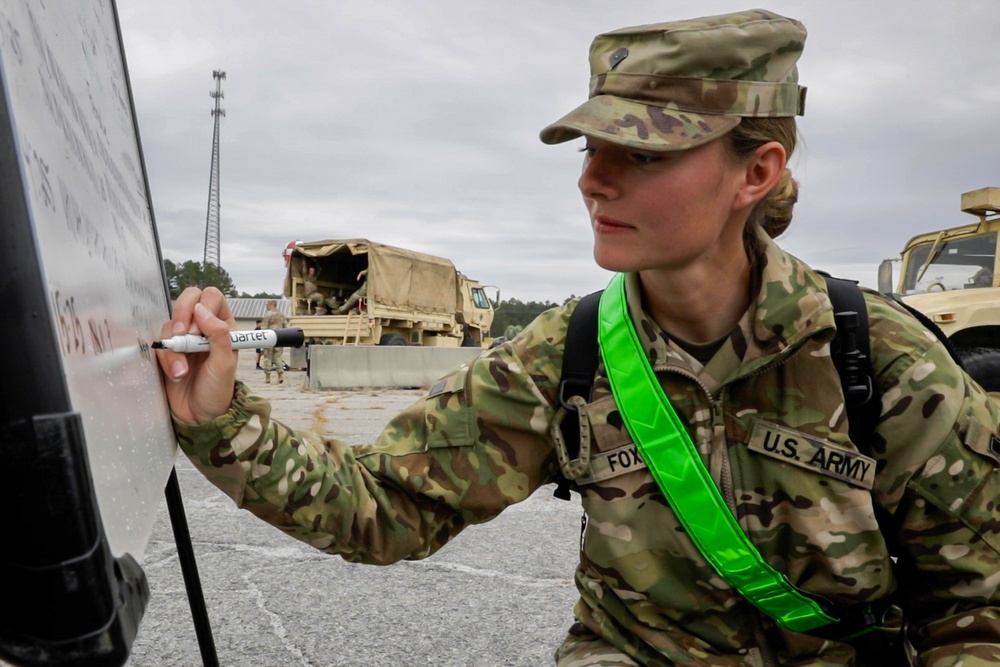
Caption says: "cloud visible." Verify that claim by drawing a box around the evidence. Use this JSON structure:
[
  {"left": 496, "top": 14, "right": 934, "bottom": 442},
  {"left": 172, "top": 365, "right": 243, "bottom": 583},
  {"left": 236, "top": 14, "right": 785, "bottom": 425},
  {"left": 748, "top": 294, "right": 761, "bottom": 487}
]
[{"left": 120, "top": 1, "right": 1000, "bottom": 302}]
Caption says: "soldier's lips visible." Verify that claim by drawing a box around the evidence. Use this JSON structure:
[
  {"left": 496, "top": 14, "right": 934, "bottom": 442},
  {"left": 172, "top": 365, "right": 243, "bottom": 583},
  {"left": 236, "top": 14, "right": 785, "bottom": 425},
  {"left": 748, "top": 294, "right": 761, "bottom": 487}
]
[{"left": 593, "top": 216, "right": 635, "bottom": 234}]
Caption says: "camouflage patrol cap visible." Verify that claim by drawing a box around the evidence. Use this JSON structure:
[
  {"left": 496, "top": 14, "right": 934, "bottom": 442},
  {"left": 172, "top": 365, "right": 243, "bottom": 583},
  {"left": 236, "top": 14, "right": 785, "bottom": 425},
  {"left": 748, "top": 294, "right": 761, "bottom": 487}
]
[{"left": 539, "top": 9, "right": 807, "bottom": 151}]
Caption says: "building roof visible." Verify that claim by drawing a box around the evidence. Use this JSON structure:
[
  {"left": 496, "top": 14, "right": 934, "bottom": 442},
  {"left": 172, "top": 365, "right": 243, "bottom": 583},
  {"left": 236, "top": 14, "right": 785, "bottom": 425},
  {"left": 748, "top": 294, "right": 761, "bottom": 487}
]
[{"left": 227, "top": 298, "right": 291, "bottom": 321}]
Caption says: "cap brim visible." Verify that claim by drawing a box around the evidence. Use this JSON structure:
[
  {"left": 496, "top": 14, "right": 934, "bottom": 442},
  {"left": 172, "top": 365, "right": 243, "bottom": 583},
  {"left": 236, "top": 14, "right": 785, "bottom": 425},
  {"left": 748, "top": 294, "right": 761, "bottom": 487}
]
[{"left": 539, "top": 95, "right": 740, "bottom": 152}]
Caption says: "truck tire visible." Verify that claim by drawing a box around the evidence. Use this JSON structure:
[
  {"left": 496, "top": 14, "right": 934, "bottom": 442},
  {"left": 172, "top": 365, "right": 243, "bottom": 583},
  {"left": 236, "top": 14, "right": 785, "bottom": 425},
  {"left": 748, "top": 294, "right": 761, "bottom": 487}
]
[
  {"left": 378, "top": 333, "right": 408, "bottom": 346},
  {"left": 956, "top": 347, "right": 1000, "bottom": 392}
]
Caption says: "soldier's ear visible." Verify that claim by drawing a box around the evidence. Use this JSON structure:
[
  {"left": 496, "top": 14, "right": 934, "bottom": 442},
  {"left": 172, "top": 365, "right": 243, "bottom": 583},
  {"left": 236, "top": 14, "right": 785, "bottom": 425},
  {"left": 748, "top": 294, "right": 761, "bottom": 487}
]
[{"left": 732, "top": 140, "right": 786, "bottom": 212}]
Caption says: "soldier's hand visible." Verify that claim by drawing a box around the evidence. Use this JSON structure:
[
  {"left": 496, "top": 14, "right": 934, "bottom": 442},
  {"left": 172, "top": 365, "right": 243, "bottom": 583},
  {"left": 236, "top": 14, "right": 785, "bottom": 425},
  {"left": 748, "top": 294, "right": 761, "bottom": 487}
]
[{"left": 156, "top": 286, "right": 238, "bottom": 425}]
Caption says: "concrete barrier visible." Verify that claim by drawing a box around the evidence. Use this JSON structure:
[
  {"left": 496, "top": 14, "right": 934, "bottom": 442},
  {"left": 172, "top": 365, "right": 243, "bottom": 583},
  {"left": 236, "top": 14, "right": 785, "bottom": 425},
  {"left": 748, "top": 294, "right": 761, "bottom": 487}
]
[
  {"left": 307, "top": 345, "right": 484, "bottom": 389},
  {"left": 289, "top": 346, "right": 307, "bottom": 370}
]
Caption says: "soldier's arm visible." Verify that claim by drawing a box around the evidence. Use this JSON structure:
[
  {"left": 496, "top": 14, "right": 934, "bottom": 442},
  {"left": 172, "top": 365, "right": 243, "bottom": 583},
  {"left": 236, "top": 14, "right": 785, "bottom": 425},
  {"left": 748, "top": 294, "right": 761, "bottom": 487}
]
[
  {"left": 898, "top": 371, "right": 1000, "bottom": 666},
  {"left": 173, "top": 306, "right": 569, "bottom": 564},
  {"left": 869, "top": 297, "right": 1000, "bottom": 664}
]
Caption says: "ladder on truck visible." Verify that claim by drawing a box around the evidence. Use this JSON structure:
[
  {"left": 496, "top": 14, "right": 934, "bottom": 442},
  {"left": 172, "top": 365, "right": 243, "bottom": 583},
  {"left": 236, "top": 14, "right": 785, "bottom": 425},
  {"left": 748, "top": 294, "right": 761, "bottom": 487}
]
[{"left": 341, "top": 298, "right": 367, "bottom": 345}]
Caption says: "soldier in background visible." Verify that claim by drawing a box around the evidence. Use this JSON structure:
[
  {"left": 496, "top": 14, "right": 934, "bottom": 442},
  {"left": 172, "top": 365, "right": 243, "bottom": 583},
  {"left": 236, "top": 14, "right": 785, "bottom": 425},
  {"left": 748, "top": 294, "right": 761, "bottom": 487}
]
[
  {"left": 302, "top": 266, "right": 324, "bottom": 315},
  {"left": 253, "top": 318, "right": 263, "bottom": 369},
  {"left": 261, "top": 300, "right": 286, "bottom": 384},
  {"left": 336, "top": 269, "right": 368, "bottom": 314}
]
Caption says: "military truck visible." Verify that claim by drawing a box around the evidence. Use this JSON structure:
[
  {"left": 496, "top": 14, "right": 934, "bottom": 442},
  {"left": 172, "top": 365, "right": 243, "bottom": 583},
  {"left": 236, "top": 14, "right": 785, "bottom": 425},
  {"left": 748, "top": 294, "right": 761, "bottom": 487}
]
[
  {"left": 284, "top": 239, "right": 498, "bottom": 349},
  {"left": 878, "top": 187, "right": 1000, "bottom": 395}
]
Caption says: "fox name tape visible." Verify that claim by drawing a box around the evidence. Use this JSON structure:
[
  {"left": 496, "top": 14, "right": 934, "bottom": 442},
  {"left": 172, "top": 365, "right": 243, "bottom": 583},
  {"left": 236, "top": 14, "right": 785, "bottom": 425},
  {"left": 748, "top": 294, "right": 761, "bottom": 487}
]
[{"left": 152, "top": 328, "right": 305, "bottom": 353}]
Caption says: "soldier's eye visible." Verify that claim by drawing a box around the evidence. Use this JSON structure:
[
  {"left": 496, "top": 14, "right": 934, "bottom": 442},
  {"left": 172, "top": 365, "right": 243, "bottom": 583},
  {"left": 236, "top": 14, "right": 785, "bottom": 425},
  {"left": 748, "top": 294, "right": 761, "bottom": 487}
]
[{"left": 630, "top": 152, "right": 662, "bottom": 165}]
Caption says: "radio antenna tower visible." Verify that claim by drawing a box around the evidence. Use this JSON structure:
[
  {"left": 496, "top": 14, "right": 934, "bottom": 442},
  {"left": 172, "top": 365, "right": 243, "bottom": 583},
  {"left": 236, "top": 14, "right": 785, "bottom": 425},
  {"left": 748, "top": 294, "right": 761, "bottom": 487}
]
[{"left": 203, "top": 70, "right": 226, "bottom": 268}]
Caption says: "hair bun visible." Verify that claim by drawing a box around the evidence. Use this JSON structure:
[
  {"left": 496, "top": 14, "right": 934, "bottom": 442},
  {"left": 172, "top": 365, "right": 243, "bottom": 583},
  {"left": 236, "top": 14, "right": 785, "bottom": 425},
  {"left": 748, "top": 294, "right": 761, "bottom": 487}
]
[{"left": 760, "top": 169, "right": 798, "bottom": 239}]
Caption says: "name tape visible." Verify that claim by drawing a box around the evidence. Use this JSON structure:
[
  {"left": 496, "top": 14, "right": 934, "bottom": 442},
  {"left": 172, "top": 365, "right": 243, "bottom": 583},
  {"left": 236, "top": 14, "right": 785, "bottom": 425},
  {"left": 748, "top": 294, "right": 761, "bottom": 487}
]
[
  {"left": 748, "top": 420, "right": 876, "bottom": 490},
  {"left": 576, "top": 442, "right": 648, "bottom": 485}
]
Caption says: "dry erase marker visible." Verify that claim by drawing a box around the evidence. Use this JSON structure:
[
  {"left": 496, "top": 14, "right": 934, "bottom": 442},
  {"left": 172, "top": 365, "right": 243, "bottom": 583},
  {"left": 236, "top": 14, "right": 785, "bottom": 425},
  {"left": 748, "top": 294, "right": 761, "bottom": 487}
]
[{"left": 151, "top": 328, "right": 305, "bottom": 353}]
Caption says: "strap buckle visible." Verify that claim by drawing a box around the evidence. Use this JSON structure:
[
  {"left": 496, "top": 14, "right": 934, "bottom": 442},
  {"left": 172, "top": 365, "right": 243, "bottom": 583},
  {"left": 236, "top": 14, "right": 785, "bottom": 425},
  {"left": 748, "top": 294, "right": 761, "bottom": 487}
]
[
  {"left": 559, "top": 377, "right": 593, "bottom": 411},
  {"left": 806, "top": 595, "right": 899, "bottom": 641}
]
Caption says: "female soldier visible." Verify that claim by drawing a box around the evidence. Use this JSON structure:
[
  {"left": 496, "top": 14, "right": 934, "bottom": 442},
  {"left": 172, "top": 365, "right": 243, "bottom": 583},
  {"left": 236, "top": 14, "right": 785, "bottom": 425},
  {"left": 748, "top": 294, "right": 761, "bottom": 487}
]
[{"left": 157, "top": 9, "right": 1000, "bottom": 666}]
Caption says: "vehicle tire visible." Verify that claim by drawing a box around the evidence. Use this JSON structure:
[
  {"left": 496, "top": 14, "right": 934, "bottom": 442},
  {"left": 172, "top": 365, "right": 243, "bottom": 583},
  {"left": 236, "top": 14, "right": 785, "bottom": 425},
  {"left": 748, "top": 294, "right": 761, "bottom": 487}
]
[
  {"left": 956, "top": 347, "right": 1000, "bottom": 392},
  {"left": 378, "top": 333, "right": 408, "bottom": 346}
]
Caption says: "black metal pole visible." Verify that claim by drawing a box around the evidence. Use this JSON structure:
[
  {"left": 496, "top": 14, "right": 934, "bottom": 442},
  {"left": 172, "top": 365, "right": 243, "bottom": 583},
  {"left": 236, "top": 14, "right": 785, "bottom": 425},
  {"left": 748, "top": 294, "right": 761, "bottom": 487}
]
[{"left": 165, "top": 467, "right": 220, "bottom": 667}]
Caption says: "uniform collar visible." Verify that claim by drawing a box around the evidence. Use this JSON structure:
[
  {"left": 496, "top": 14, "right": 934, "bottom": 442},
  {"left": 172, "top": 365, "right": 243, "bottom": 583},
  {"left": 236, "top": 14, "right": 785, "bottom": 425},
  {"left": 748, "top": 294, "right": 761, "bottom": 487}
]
[
  {"left": 747, "top": 227, "right": 836, "bottom": 357},
  {"left": 620, "top": 228, "right": 836, "bottom": 383}
]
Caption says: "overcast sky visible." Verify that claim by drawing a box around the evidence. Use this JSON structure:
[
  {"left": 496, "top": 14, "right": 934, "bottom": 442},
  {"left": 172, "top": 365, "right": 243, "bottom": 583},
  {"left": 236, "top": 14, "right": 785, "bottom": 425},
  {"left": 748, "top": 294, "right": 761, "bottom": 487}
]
[{"left": 117, "top": 1, "right": 1000, "bottom": 304}]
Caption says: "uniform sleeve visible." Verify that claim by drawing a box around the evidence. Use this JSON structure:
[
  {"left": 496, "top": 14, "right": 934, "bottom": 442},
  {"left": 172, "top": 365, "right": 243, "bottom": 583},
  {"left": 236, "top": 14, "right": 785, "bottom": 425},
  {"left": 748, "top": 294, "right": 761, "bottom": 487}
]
[
  {"left": 867, "top": 295, "right": 1000, "bottom": 665},
  {"left": 173, "top": 307, "right": 569, "bottom": 565}
]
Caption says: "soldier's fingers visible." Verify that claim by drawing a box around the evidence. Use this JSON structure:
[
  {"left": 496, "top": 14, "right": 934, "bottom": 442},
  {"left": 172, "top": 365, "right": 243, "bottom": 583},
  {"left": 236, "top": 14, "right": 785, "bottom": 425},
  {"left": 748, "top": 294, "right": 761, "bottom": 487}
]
[
  {"left": 188, "top": 302, "right": 238, "bottom": 421},
  {"left": 192, "top": 302, "right": 233, "bottom": 347},
  {"left": 194, "top": 287, "right": 237, "bottom": 334},
  {"left": 192, "top": 302, "right": 239, "bottom": 381},
  {"left": 156, "top": 318, "right": 189, "bottom": 382},
  {"left": 169, "top": 287, "right": 203, "bottom": 336}
]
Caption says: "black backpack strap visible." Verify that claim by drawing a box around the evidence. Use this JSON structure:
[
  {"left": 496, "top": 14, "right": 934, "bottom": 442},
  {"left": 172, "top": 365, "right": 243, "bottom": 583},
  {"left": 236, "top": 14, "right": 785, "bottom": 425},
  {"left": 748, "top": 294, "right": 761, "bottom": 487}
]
[
  {"left": 821, "top": 274, "right": 881, "bottom": 449},
  {"left": 815, "top": 276, "right": 913, "bottom": 643},
  {"left": 553, "top": 290, "right": 602, "bottom": 500}
]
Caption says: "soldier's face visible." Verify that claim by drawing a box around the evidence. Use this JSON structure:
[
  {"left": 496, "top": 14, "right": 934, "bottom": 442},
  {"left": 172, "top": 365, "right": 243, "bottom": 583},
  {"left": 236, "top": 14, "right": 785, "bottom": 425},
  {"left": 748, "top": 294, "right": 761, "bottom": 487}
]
[{"left": 578, "top": 137, "right": 748, "bottom": 276}]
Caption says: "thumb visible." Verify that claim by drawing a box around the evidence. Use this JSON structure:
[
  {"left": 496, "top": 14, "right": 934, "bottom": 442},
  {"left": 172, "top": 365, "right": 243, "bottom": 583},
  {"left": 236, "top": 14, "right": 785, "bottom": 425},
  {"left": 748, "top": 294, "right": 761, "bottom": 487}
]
[{"left": 186, "top": 302, "right": 238, "bottom": 422}]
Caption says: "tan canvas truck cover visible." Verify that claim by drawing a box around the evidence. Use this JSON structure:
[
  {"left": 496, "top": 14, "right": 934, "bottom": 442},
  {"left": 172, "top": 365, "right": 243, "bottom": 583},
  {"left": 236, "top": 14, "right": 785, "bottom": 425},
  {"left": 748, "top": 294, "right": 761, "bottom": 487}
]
[{"left": 284, "top": 239, "right": 459, "bottom": 314}]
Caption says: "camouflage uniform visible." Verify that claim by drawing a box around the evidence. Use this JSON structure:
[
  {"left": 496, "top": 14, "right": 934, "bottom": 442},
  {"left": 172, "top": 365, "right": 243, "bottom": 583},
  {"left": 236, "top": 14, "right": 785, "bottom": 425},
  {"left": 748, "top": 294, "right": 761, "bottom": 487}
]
[
  {"left": 173, "top": 10, "right": 1000, "bottom": 666},
  {"left": 175, "top": 234, "right": 1000, "bottom": 666},
  {"left": 336, "top": 269, "right": 368, "bottom": 314},
  {"left": 261, "top": 304, "right": 286, "bottom": 383}
]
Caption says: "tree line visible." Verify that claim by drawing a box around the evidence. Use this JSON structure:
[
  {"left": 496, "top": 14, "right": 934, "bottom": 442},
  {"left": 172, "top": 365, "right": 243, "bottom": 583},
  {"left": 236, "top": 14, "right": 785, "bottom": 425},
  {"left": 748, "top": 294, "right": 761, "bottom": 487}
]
[
  {"left": 163, "top": 259, "right": 280, "bottom": 300},
  {"left": 491, "top": 296, "right": 576, "bottom": 339}
]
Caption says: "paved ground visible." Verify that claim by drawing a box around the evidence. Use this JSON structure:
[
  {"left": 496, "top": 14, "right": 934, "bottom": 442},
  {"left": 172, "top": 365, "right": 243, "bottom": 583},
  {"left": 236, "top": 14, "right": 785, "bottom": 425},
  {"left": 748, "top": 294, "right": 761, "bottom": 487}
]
[{"left": 125, "top": 351, "right": 581, "bottom": 667}]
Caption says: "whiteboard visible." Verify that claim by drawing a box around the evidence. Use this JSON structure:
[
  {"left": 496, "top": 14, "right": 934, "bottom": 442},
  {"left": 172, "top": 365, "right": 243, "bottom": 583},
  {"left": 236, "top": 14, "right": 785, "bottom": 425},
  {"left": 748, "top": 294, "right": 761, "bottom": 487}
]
[{"left": 0, "top": 0, "right": 176, "bottom": 560}]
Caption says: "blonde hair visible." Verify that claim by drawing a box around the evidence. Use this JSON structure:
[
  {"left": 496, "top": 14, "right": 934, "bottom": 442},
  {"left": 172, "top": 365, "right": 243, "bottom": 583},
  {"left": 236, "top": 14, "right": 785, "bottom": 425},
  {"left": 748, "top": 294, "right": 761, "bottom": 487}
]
[{"left": 726, "top": 117, "right": 799, "bottom": 263}]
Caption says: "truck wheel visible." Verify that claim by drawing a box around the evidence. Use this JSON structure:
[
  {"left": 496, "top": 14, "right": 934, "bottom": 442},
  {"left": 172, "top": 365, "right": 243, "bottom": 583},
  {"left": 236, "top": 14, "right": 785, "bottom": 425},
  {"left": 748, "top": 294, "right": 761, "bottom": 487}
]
[
  {"left": 957, "top": 347, "right": 1000, "bottom": 392},
  {"left": 378, "top": 333, "right": 408, "bottom": 346}
]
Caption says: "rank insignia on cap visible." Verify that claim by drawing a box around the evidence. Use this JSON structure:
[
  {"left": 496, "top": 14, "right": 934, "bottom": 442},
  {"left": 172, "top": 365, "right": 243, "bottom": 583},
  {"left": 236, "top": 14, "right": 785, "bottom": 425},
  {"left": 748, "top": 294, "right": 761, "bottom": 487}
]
[{"left": 608, "top": 47, "right": 628, "bottom": 70}]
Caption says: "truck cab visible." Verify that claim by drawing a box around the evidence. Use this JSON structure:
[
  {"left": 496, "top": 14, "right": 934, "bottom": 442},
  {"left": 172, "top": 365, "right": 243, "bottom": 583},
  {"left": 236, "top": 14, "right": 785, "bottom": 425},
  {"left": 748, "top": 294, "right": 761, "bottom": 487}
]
[
  {"left": 455, "top": 274, "right": 498, "bottom": 347},
  {"left": 878, "top": 187, "right": 1000, "bottom": 395}
]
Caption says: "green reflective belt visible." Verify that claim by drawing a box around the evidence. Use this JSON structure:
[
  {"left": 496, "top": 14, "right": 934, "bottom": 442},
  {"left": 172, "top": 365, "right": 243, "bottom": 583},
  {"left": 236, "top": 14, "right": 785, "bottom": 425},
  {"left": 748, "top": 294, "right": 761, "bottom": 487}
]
[{"left": 597, "top": 273, "right": 837, "bottom": 634}]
